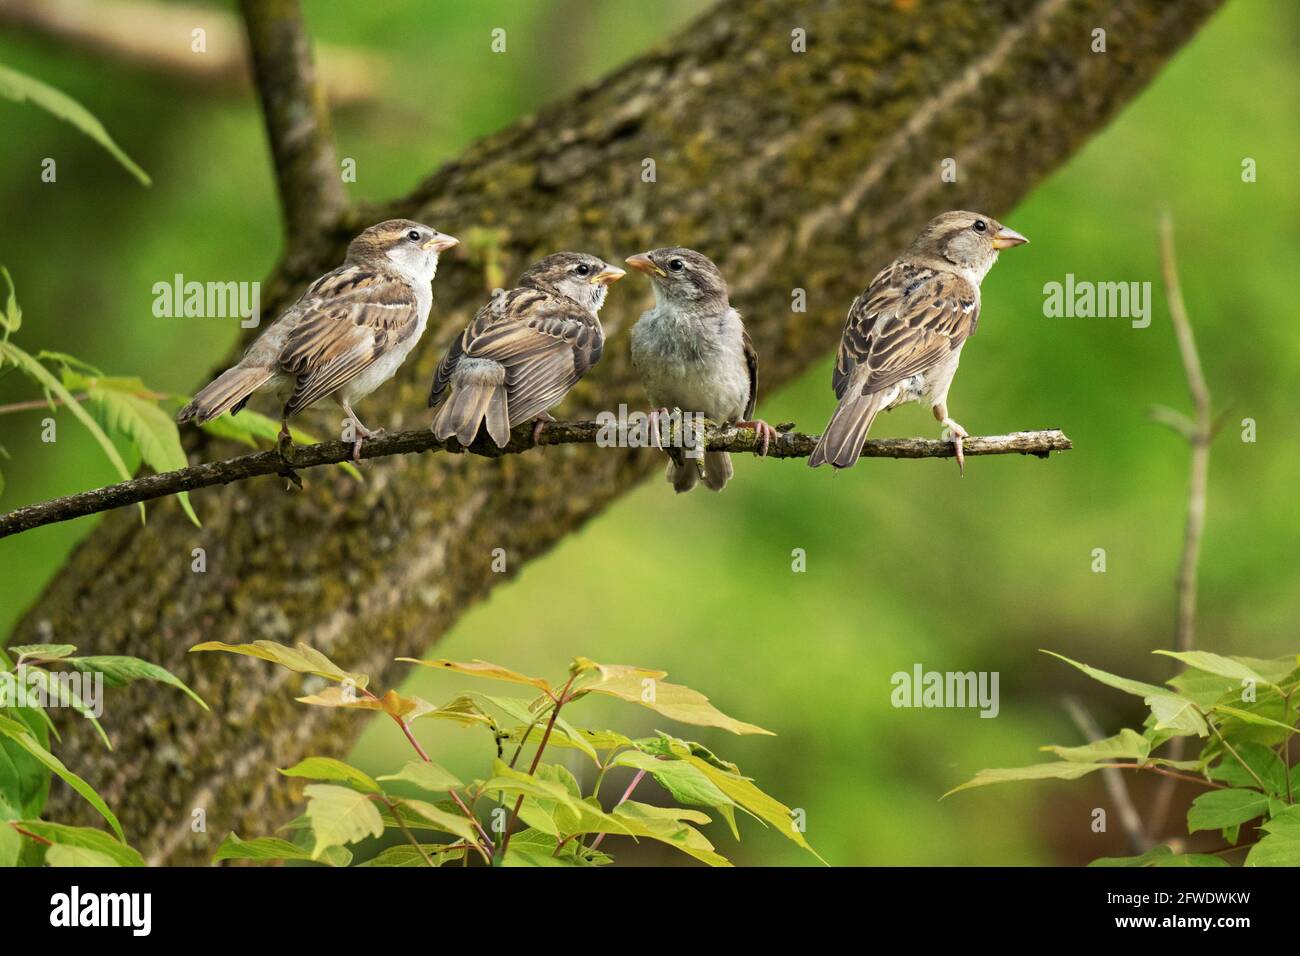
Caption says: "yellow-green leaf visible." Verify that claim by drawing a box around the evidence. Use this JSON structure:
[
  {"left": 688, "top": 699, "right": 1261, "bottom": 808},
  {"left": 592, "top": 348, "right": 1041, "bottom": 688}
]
[
  {"left": 189, "top": 640, "right": 367, "bottom": 687},
  {"left": 399, "top": 658, "right": 553, "bottom": 693},
  {"left": 377, "top": 760, "right": 463, "bottom": 793},
  {"left": 303, "top": 784, "right": 383, "bottom": 860},
  {"left": 280, "top": 757, "right": 380, "bottom": 793}
]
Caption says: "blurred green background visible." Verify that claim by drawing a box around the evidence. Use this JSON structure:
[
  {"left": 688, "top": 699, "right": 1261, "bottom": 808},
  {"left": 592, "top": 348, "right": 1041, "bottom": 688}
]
[{"left": 1, "top": 0, "right": 1297, "bottom": 866}]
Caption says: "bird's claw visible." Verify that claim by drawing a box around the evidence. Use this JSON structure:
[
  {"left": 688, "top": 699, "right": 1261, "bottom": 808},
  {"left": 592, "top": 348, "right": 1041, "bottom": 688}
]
[
  {"left": 647, "top": 408, "right": 670, "bottom": 451},
  {"left": 737, "top": 418, "right": 778, "bottom": 457},
  {"left": 941, "top": 418, "right": 969, "bottom": 476},
  {"left": 532, "top": 412, "right": 556, "bottom": 448}
]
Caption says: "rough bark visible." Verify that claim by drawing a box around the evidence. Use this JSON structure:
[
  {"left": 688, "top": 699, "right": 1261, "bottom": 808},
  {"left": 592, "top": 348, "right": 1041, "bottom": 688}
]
[{"left": 10, "top": 0, "right": 1223, "bottom": 864}]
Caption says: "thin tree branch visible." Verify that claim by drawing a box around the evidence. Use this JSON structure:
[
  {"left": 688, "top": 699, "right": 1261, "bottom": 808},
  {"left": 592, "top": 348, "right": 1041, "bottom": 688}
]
[
  {"left": 1146, "top": 214, "right": 1215, "bottom": 844},
  {"left": 1063, "top": 696, "right": 1147, "bottom": 854},
  {"left": 238, "top": 0, "right": 347, "bottom": 249},
  {"left": 0, "top": 425, "right": 1072, "bottom": 539}
]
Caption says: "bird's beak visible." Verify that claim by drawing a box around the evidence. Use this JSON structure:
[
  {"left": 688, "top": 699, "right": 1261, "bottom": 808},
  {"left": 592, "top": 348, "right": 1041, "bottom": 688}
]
[
  {"left": 591, "top": 265, "right": 626, "bottom": 286},
  {"left": 423, "top": 233, "right": 460, "bottom": 252},
  {"left": 625, "top": 253, "right": 665, "bottom": 277},
  {"left": 991, "top": 226, "right": 1028, "bottom": 250}
]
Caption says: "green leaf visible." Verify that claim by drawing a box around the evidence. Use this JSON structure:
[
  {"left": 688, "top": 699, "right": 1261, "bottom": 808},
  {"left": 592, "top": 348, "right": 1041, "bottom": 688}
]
[
  {"left": 397, "top": 798, "right": 480, "bottom": 844},
  {"left": 1245, "top": 805, "right": 1300, "bottom": 867},
  {"left": 280, "top": 757, "right": 380, "bottom": 793},
  {"left": 0, "top": 64, "right": 150, "bottom": 185},
  {"left": 0, "top": 713, "right": 122, "bottom": 839},
  {"left": 611, "top": 750, "right": 735, "bottom": 810},
  {"left": 945, "top": 761, "right": 1110, "bottom": 797},
  {"left": 1212, "top": 704, "right": 1297, "bottom": 735},
  {"left": 303, "top": 784, "right": 384, "bottom": 860},
  {"left": 1088, "top": 844, "right": 1227, "bottom": 867},
  {"left": 0, "top": 818, "right": 19, "bottom": 868},
  {"left": 1154, "top": 650, "right": 1273, "bottom": 688},
  {"left": 1042, "top": 728, "right": 1150, "bottom": 764},
  {"left": 211, "top": 832, "right": 350, "bottom": 866},
  {"left": 0, "top": 340, "right": 143, "bottom": 521},
  {"left": 376, "top": 760, "right": 463, "bottom": 794},
  {"left": 609, "top": 801, "right": 731, "bottom": 867},
  {"left": 1044, "top": 651, "right": 1208, "bottom": 736},
  {"left": 0, "top": 267, "right": 22, "bottom": 334},
  {"left": 0, "top": 704, "right": 51, "bottom": 817},
  {"left": 681, "top": 752, "right": 823, "bottom": 862},
  {"left": 1206, "top": 742, "right": 1288, "bottom": 795},
  {"left": 296, "top": 686, "right": 435, "bottom": 720},
  {"left": 8, "top": 644, "right": 76, "bottom": 661},
  {"left": 66, "top": 372, "right": 199, "bottom": 527},
  {"left": 21, "top": 666, "right": 111, "bottom": 750},
  {"left": 10, "top": 820, "right": 143, "bottom": 866},
  {"left": 1186, "top": 788, "right": 1271, "bottom": 833},
  {"left": 359, "top": 843, "right": 464, "bottom": 867},
  {"left": 577, "top": 669, "right": 772, "bottom": 736},
  {"left": 398, "top": 658, "right": 553, "bottom": 693},
  {"left": 189, "top": 640, "right": 367, "bottom": 687},
  {"left": 45, "top": 843, "right": 120, "bottom": 866},
  {"left": 63, "top": 655, "right": 207, "bottom": 710}
]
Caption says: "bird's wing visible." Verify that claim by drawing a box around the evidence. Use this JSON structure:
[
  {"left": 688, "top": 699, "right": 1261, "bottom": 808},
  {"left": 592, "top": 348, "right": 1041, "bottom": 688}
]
[
  {"left": 277, "top": 267, "right": 421, "bottom": 415},
  {"left": 457, "top": 287, "right": 604, "bottom": 426},
  {"left": 832, "top": 262, "right": 979, "bottom": 399},
  {"left": 742, "top": 324, "right": 759, "bottom": 420}
]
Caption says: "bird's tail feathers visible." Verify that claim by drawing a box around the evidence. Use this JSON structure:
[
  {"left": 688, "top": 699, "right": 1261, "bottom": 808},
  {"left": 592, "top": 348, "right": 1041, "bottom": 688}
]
[
  {"left": 703, "top": 450, "right": 733, "bottom": 491},
  {"left": 808, "top": 388, "right": 884, "bottom": 469},
  {"left": 176, "top": 365, "right": 273, "bottom": 425},
  {"left": 431, "top": 359, "right": 510, "bottom": 448}
]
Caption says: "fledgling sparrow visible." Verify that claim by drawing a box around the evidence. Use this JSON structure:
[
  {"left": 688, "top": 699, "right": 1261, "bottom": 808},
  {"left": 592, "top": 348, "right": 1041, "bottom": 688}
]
[
  {"left": 429, "top": 252, "right": 624, "bottom": 447},
  {"left": 177, "top": 219, "right": 459, "bottom": 460},
  {"left": 808, "top": 210, "right": 1028, "bottom": 473},
  {"left": 626, "top": 247, "right": 776, "bottom": 493}
]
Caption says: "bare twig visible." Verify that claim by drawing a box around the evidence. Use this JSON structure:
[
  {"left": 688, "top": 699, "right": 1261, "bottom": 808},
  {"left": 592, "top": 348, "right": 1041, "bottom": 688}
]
[
  {"left": 1063, "top": 696, "right": 1147, "bottom": 854},
  {"left": 0, "top": 424, "right": 1072, "bottom": 539},
  {"left": 1146, "top": 214, "right": 1216, "bottom": 844},
  {"left": 238, "top": 0, "right": 347, "bottom": 248}
]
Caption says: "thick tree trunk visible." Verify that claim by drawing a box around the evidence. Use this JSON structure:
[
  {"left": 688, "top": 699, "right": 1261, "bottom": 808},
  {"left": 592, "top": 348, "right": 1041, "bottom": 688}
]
[{"left": 11, "top": 0, "right": 1223, "bottom": 864}]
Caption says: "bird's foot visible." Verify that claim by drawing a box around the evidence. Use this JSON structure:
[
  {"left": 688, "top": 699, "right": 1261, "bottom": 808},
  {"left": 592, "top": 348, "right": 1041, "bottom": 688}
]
[
  {"left": 736, "top": 418, "right": 778, "bottom": 457},
  {"left": 350, "top": 425, "right": 384, "bottom": 462},
  {"left": 941, "top": 417, "right": 969, "bottom": 476},
  {"left": 532, "top": 412, "right": 556, "bottom": 447},
  {"left": 647, "top": 407, "right": 671, "bottom": 451},
  {"left": 276, "top": 423, "right": 296, "bottom": 463}
]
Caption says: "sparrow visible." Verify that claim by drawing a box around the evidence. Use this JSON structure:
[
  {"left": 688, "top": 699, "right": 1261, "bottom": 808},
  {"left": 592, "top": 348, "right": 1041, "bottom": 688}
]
[
  {"left": 808, "top": 210, "right": 1028, "bottom": 473},
  {"left": 626, "top": 247, "right": 777, "bottom": 493},
  {"left": 177, "top": 219, "right": 458, "bottom": 460},
  {"left": 429, "top": 252, "right": 624, "bottom": 447}
]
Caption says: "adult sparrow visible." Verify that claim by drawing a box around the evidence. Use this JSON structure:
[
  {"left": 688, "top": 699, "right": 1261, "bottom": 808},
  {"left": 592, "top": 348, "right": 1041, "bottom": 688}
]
[
  {"left": 808, "top": 210, "right": 1027, "bottom": 473},
  {"left": 626, "top": 247, "right": 776, "bottom": 493},
  {"left": 177, "top": 219, "right": 458, "bottom": 459},
  {"left": 429, "top": 252, "right": 624, "bottom": 447}
]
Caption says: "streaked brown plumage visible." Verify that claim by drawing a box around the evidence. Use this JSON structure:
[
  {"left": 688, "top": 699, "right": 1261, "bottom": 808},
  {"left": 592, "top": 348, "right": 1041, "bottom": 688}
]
[
  {"left": 809, "top": 210, "right": 1028, "bottom": 472},
  {"left": 177, "top": 219, "right": 458, "bottom": 459},
  {"left": 429, "top": 252, "right": 624, "bottom": 447}
]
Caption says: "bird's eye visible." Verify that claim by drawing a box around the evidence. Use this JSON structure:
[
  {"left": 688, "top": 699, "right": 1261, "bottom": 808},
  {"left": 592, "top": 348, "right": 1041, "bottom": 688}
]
[
  {"left": 668, "top": 259, "right": 684, "bottom": 272},
  {"left": 575, "top": 263, "right": 591, "bottom": 276},
  {"left": 407, "top": 230, "right": 421, "bottom": 242},
  {"left": 973, "top": 220, "right": 987, "bottom": 233}
]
